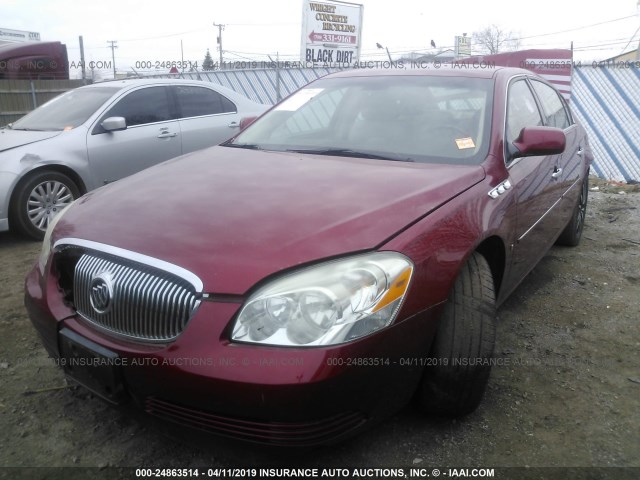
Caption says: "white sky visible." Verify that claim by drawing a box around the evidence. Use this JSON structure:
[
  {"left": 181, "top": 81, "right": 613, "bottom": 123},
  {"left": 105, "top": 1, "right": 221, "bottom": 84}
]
[{"left": 2, "top": 0, "right": 639, "bottom": 78}]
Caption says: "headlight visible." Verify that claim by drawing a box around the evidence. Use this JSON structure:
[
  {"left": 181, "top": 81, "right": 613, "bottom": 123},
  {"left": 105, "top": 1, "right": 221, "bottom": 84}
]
[
  {"left": 231, "top": 252, "right": 413, "bottom": 346},
  {"left": 38, "top": 202, "right": 74, "bottom": 275}
]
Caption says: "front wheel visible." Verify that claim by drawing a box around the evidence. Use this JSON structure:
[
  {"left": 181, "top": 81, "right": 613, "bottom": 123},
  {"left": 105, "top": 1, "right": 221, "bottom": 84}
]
[
  {"left": 417, "top": 252, "right": 496, "bottom": 417},
  {"left": 10, "top": 171, "right": 80, "bottom": 241},
  {"left": 556, "top": 176, "right": 589, "bottom": 247}
]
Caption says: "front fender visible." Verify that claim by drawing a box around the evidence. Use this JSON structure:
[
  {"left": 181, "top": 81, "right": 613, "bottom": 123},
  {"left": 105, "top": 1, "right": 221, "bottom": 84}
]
[
  {"left": 0, "top": 129, "right": 92, "bottom": 220},
  {"left": 381, "top": 176, "right": 515, "bottom": 320}
]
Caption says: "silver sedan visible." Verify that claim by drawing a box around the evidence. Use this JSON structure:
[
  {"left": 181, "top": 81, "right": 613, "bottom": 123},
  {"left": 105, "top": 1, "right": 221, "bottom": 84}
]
[{"left": 0, "top": 79, "right": 268, "bottom": 239}]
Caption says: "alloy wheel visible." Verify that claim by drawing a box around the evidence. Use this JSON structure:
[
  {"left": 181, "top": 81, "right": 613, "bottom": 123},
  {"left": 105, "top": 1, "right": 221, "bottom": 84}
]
[{"left": 27, "top": 180, "right": 75, "bottom": 231}]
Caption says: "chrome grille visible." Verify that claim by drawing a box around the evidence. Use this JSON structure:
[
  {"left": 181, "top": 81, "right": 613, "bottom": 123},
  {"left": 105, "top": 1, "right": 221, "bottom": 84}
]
[{"left": 72, "top": 251, "right": 201, "bottom": 342}]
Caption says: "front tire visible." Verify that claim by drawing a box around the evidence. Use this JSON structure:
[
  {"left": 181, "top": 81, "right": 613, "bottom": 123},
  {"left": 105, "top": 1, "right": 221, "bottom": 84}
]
[
  {"left": 417, "top": 252, "right": 496, "bottom": 417},
  {"left": 10, "top": 171, "right": 80, "bottom": 241},
  {"left": 556, "top": 176, "right": 589, "bottom": 247}
]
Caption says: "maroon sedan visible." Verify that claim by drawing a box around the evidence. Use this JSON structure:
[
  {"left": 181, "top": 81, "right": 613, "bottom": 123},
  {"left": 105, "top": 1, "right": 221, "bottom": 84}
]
[{"left": 25, "top": 67, "right": 592, "bottom": 446}]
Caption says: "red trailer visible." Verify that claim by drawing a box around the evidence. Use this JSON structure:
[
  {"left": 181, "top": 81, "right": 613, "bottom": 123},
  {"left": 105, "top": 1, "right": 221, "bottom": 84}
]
[
  {"left": 456, "top": 49, "right": 573, "bottom": 100},
  {"left": 0, "top": 41, "right": 69, "bottom": 79}
]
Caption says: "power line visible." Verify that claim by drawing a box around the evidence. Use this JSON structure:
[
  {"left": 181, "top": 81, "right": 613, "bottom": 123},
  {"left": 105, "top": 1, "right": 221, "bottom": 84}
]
[
  {"left": 521, "top": 36, "right": 633, "bottom": 47},
  {"left": 118, "top": 28, "right": 209, "bottom": 42},
  {"left": 225, "top": 22, "right": 297, "bottom": 27},
  {"left": 573, "top": 39, "right": 640, "bottom": 51},
  {"left": 515, "top": 14, "right": 637, "bottom": 41},
  {"left": 618, "top": 24, "right": 640, "bottom": 55},
  {"left": 226, "top": 51, "right": 268, "bottom": 61}
]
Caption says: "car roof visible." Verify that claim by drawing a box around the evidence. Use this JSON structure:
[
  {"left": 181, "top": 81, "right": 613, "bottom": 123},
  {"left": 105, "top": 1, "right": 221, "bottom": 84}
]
[
  {"left": 322, "top": 66, "right": 536, "bottom": 81},
  {"left": 81, "top": 78, "right": 228, "bottom": 90},
  {"left": 76, "top": 77, "right": 259, "bottom": 104}
]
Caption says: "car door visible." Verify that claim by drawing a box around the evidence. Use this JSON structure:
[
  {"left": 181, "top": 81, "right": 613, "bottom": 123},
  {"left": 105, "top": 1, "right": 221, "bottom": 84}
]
[
  {"left": 529, "top": 79, "right": 582, "bottom": 231},
  {"left": 504, "top": 77, "right": 563, "bottom": 284},
  {"left": 86, "top": 86, "right": 182, "bottom": 186},
  {"left": 173, "top": 85, "right": 241, "bottom": 153}
]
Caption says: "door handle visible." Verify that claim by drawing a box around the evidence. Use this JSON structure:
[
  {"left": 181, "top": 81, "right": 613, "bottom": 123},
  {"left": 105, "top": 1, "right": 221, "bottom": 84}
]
[
  {"left": 157, "top": 132, "right": 177, "bottom": 138},
  {"left": 577, "top": 147, "right": 584, "bottom": 157},
  {"left": 228, "top": 121, "right": 240, "bottom": 128},
  {"left": 551, "top": 167, "right": 563, "bottom": 179}
]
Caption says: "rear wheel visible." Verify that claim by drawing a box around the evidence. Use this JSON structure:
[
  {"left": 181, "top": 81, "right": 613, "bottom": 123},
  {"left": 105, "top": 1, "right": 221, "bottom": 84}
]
[
  {"left": 556, "top": 176, "right": 589, "bottom": 247},
  {"left": 10, "top": 171, "right": 80, "bottom": 241},
  {"left": 417, "top": 252, "right": 496, "bottom": 417}
]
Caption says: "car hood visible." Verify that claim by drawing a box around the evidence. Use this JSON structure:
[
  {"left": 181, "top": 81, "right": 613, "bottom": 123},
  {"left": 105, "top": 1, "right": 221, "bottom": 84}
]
[
  {"left": 55, "top": 147, "right": 485, "bottom": 294},
  {"left": 0, "top": 129, "right": 62, "bottom": 153}
]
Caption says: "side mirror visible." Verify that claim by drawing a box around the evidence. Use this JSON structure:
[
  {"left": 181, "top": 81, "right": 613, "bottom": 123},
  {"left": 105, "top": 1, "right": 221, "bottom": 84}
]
[
  {"left": 511, "top": 126, "right": 566, "bottom": 159},
  {"left": 101, "top": 116, "right": 127, "bottom": 132}
]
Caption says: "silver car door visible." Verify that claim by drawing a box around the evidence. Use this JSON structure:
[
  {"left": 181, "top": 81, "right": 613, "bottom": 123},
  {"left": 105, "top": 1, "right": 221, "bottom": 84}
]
[
  {"left": 86, "top": 86, "right": 182, "bottom": 186},
  {"left": 174, "top": 85, "right": 242, "bottom": 152}
]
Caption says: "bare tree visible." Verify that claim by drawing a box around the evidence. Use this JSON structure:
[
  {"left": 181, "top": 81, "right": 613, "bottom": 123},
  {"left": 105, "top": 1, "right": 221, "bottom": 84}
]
[{"left": 473, "top": 25, "right": 520, "bottom": 54}]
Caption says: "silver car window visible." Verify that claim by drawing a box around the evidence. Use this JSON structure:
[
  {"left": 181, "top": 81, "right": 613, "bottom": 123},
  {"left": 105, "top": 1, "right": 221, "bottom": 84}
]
[
  {"left": 103, "top": 86, "right": 173, "bottom": 127},
  {"left": 175, "top": 86, "right": 237, "bottom": 118}
]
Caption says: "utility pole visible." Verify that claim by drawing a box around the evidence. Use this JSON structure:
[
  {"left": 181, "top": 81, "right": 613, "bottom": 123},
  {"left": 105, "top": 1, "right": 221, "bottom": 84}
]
[
  {"left": 181, "top": 39, "right": 185, "bottom": 73},
  {"left": 213, "top": 23, "right": 224, "bottom": 67},
  {"left": 268, "top": 53, "right": 281, "bottom": 102},
  {"left": 376, "top": 43, "right": 393, "bottom": 63},
  {"left": 107, "top": 40, "right": 118, "bottom": 79},
  {"left": 79, "top": 36, "right": 86, "bottom": 81}
]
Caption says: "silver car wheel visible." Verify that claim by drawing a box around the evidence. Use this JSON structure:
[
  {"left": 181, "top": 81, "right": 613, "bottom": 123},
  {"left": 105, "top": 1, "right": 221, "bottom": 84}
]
[{"left": 27, "top": 180, "right": 75, "bottom": 231}]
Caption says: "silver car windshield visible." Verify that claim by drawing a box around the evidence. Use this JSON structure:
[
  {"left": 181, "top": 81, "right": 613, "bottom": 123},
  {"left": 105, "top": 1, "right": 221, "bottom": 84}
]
[
  {"left": 229, "top": 75, "right": 493, "bottom": 165},
  {"left": 11, "top": 86, "right": 121, "bottom": 131}
]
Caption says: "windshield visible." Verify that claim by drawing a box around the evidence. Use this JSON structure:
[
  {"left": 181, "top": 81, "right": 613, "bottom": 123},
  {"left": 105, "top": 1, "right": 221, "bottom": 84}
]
[
  {"left": 11, "top": 86, "right": 121, "bottom": 131},
  {"left": 228, "top": 75, "right": 493, "bottom": 164}
]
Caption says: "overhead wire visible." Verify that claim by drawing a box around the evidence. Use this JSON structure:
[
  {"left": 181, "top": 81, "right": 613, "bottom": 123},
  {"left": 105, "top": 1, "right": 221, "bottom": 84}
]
[
  {"left": 617, "top": 23, "right": 640, "bottom": 55},
  {"left": 513, "top": 14, "right": 637, "bottom": 41}
]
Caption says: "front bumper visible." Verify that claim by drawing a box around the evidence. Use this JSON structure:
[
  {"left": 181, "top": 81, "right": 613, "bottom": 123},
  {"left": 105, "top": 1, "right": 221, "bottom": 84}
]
[{"left": 25, "top": 264, "right": 441, "bottom": 446}]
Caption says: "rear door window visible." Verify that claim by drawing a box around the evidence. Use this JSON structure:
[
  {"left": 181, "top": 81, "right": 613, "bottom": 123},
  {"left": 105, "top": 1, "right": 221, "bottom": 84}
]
[
  {"left": 175, "top": 86, "right": 237, "bottom": 118},
  {"left": 530, "top": 80, "right": 572, "bottom": 130}
]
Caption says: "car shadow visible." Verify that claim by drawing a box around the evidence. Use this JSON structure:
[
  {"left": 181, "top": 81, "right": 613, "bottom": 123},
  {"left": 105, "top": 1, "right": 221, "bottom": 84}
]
[{"left": 0, "top": 230, "right": 40, "bottom": 247}]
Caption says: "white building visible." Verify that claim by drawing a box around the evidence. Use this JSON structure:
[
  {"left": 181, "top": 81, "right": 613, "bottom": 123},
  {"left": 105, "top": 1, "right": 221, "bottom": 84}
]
[{"left": 0, "top": 27, "right": 41, "bottom": 46}]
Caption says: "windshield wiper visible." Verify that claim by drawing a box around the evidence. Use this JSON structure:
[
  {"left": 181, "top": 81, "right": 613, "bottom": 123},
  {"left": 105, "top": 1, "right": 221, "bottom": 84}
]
[
  {"left": 285, "top": 148, "right": 413, "bottom": 162},
  {"left": 223, "top": 143, "right": 262, "bottom": 150}
]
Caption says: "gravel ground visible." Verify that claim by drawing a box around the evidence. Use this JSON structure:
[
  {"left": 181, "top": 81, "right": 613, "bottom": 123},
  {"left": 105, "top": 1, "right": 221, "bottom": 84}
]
[{"left": 0, "top": 178, "right": 638, "bottom": 480}]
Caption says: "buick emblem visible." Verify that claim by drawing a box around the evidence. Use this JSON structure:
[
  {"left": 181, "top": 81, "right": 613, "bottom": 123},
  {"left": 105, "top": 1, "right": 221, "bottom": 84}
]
[{"left": 89, "top": 272, "right": 113, "bottom": 314}]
